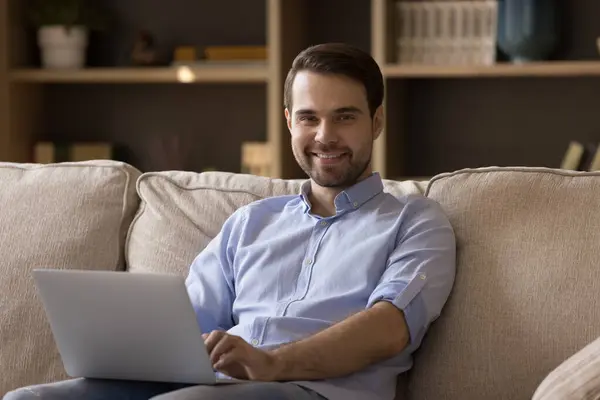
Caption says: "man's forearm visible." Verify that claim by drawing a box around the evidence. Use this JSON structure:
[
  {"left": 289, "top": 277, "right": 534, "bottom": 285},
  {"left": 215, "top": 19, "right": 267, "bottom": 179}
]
[{"left": 269, "top": 301, "right": 410, "bottom": 381}]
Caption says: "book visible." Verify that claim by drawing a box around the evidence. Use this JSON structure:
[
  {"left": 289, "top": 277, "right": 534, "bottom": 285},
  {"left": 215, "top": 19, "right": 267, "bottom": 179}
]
[
  {"left": 560, "top": 141, "right": 585, "bottom": 170},
  {"left": 588, "top": 145, "right": 600, "bottom": 171}
]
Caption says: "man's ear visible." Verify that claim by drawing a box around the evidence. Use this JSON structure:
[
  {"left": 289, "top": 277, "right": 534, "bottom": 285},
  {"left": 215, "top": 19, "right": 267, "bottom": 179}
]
[
  {"left": 284, "top": 108, "right": 292, "bottom": 133},
  {"left": 373, "top": 105, "right": 384, "bottom": 140}
]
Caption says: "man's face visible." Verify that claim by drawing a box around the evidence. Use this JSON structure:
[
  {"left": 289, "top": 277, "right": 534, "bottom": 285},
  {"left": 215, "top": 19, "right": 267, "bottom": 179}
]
[{"left": 285, "top": 71, "right": 382, "bottom": 188}]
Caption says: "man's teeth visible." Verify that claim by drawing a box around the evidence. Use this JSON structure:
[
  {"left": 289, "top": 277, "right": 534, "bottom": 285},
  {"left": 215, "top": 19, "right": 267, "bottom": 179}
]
[{"left": 316, "top": 153, "right": 344, "bottom": 159}]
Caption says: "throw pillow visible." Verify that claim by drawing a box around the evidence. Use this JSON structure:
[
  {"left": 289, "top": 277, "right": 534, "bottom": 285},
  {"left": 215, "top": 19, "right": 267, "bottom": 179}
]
[{"left": 533, "top": 335, "right": 600, "bottom": 400}]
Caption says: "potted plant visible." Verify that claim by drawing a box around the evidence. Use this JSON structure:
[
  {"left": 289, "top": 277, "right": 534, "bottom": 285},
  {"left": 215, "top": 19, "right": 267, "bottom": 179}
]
[{"left": 28, "top": 0, "right": 108, "bottom": 69}]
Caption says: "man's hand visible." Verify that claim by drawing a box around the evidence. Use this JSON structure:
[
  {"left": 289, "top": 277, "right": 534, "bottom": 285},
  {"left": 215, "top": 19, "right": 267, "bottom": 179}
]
[{"left": 203, "top": 331, "right": 281, "bottom": 381}]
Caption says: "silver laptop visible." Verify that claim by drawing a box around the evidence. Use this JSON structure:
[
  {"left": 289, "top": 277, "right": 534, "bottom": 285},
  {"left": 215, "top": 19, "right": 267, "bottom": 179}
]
[{"left": 32, "top": 269, "right": 241, "bottom": 385}]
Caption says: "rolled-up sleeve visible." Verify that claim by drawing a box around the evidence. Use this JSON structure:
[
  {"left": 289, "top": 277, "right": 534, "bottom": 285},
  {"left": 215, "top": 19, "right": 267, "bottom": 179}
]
[
  {"left": 185, "top": 208, "right": 246, "bottom": 334},
  {"left": 367, "top": 196, "right": 456, "bottom": 346}
]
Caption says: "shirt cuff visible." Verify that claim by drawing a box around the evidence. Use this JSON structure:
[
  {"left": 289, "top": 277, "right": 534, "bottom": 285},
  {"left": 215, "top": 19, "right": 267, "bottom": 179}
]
[{"left": 367, "top": 274, "right": 428, "bottom": 345}]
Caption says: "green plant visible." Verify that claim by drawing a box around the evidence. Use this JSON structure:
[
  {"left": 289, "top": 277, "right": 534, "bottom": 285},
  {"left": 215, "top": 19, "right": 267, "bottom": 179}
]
[{"left": 28, "top": 0, "right": 109, "bottom": 30}]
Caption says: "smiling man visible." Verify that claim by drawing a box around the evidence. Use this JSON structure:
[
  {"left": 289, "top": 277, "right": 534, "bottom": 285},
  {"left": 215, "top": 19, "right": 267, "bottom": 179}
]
[{"left": 4, "top": 43, "right": 456, "bottom": 400}]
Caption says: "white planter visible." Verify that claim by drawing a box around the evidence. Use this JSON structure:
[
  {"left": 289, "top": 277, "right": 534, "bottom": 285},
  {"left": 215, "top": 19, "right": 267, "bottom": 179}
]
[{"left": 37, "top": 26, "right": 88, "bottom": 69}]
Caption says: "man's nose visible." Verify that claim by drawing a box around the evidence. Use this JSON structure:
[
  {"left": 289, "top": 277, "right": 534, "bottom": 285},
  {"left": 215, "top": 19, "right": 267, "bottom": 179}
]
[{"left": 315, "top": 120, "right": 338, "bottom": 144}]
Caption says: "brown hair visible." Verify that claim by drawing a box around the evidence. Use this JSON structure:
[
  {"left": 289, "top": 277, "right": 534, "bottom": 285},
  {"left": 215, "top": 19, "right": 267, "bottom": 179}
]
[{"left": 283, "top": 43, "right": 384, "bottom": 118}]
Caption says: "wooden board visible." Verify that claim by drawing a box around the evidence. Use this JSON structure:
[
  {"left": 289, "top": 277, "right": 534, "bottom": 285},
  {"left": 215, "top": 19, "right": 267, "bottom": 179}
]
[
  {"left": 10, "top": 65, "right": 269, "bottom": 84},
  {"left": 384, "top": 61, "right": 600, "bottom": 78}
]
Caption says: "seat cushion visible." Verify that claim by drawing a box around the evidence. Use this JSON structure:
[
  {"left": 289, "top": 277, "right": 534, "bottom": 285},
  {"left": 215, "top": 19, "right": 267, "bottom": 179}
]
[
  {"left": 126, "top": 171, "right": 428, "bottom": 277},
  {"left": 407, "top": 167, "right": 600, "bottom": 400},
  {"left": 0, "top": 161, "right": 141, "bottom": 395}
]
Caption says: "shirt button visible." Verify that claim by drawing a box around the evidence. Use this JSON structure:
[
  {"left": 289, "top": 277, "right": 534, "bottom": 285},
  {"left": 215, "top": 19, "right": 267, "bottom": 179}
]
[
  {"left": 320, "top": 220, "right": 328, "bottom": 226},
  {"left": 305, "top": 258, "right": 313, "bottom": 265},
  {"left": 353, "top": 201, "right": 359, "bottom": 207},
  {"left": 251, "top": 339, "right": 259, "bottom": 346},
  {"left": 420, "top": 274, "right": 427, "bottom": 280}
]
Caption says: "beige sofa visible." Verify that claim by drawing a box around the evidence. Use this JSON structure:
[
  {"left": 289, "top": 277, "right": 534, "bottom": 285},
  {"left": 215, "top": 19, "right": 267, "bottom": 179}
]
[{"left": 2, "top": 160, "right": 600, "bottom": 400}]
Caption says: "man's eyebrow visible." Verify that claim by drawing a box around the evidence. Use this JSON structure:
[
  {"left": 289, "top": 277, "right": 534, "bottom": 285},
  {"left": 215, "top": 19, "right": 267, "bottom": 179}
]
[
  {"left": 294, "top": 109, "right": 316, "bottom": 116},
  {"left": 294, "top": 107, "right": 363, "bottom": 116},
  {"left": 334, "top": 107, "right": 363, "bottom": 114}
]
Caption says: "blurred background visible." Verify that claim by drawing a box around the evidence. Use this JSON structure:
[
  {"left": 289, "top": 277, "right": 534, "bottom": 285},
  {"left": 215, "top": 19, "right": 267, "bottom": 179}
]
[{"left": 1, "top": 0, "right": 598, "bottom": 180}]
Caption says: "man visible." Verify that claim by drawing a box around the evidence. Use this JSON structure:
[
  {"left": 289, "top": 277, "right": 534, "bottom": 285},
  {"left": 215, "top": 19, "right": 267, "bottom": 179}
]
[{"left": 4, "top": 43, "right": 456, "bottom": 400}]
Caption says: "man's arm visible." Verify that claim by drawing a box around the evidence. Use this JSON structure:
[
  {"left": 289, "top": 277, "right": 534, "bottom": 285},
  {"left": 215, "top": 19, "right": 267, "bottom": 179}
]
[
  {"left": 270, "top": 301, "right": 408, "bottom": 381},
  {"left": 185, "top": 208, "right": 246, "bottom": 333}
]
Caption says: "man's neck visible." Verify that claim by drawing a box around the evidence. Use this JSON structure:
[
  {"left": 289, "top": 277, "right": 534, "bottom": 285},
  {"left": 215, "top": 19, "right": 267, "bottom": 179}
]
[
  {"left": 306, "top": 170, "right": 374, "bottom": 218},
  {"left": 308, "top": 183, "right": 343, "bottom": 218}
]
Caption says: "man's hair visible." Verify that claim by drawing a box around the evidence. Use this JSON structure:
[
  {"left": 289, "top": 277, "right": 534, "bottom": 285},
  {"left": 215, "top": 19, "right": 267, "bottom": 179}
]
[{"left": 283, "top": 43, "right": 384, "bottom": 118}]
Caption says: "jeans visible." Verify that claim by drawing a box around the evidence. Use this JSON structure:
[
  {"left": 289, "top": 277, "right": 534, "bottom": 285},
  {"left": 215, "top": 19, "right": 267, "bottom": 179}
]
[{"left": 3, "top": 378, "right": 326, "bottom": 400}]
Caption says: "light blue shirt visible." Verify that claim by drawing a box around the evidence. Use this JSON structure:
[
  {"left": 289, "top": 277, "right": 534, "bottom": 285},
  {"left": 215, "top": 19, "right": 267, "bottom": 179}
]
[{"left": 185, "top": 173, "right": 456, "bottom": 400}]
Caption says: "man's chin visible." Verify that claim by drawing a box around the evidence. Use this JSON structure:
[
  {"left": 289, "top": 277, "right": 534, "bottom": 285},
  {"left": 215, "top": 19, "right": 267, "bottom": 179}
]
[{"left": 309, "top": 171, "right": 352, "bottom": 188}]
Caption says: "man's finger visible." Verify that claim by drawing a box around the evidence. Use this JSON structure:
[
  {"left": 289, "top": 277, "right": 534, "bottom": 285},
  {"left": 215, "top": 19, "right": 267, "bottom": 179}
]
[
  {"left": 214, "top": 346, "right": 242, "bottom": 369},
  {"left": 213, "top": 347, "right": 248, "bottom": 380},
  {"left": 209, "top": 334, "right": 239, "bottom": 365},
  {"left": 204, "top": 330, "right": 226, "bottom": 354}
]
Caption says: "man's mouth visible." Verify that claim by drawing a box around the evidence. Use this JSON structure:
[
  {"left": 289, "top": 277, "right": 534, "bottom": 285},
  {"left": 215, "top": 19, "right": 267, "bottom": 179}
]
[
  {"left": 311, "top": 152, "right": 349, "bottom": 165},
  {"left": 314, "top": 153, "right": 346, "bottom": 159}
]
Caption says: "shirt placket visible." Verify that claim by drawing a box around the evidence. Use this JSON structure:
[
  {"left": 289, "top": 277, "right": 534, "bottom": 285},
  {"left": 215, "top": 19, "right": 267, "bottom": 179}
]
[{"left": 281, "top": 218, "right": 331, "bottom": 316}]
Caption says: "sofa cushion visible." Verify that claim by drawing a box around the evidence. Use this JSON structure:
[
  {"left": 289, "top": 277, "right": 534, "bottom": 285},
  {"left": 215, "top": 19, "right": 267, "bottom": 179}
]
[
  {"left": 532, "top": 334, "right": 600, "bottom": 400},
  {"left": 407, "top": 167, "right": 600, "bottom": 400},
  {"left": 0, "top": 161, "right": 141, "bottom": 396},
  {"left": 126, "top": 171, "right": 428, "bottom": 276}
]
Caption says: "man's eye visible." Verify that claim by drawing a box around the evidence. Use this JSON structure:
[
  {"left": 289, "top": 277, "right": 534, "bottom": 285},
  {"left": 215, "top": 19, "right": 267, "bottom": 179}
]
[
  {"left": 338, "top": 114, "right": 355, "bottom": 121},
  {"left": 299, "top": 116, "right": 318, "bottom": 123}
]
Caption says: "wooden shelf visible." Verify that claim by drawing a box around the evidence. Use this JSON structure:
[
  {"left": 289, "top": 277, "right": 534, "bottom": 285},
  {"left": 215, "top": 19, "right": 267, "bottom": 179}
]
[
  {"left": 9, "top": 64, "right": 269, "bottom": 84},
  {"left": 16, "top": 61, "right": 600, "bottom": 84},
  {"left": 383, "top": 61, "right": 600, "bottom": 79}
]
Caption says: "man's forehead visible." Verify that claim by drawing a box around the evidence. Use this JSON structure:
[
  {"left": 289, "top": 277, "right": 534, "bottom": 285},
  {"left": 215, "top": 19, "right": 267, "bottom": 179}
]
[{"left": 291, "top": 71, "right": 368, "bottom": 113}]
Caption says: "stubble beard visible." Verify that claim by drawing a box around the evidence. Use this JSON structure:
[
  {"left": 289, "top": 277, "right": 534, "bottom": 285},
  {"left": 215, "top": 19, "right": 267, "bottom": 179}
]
[{"left": 293, "top": 146, "right": 372, "bottom": 188}]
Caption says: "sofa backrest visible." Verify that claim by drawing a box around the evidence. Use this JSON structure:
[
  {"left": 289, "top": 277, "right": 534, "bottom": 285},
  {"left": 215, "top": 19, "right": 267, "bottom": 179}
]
[
  {"left": 407, "top": 167, "right": 600, "bottom": 399},
  {"left": 0, "top": 161, "right": 141, "bottom": 395}
]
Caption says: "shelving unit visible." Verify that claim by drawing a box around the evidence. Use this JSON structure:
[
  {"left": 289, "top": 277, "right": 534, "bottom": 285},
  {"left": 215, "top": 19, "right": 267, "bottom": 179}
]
[
  {"left": 2, "top": 0, "right": 600, "bottom": 180},
  {"left": 371, "top": 0, "right": 600, "bottom": 179},
  {"left": 0, "top": 0, "right": 296, "bottom": 177}
]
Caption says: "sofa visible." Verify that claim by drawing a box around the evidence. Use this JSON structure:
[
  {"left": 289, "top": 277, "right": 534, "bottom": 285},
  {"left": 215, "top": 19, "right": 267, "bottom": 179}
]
[{"left": 2, "top": 160, "right": 600, "bottom": 400}]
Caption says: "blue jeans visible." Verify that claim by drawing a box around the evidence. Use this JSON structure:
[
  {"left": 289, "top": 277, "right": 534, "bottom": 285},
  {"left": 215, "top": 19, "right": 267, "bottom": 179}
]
[{"left": 3, "top": 378, "right": 326, "bottom": 400}]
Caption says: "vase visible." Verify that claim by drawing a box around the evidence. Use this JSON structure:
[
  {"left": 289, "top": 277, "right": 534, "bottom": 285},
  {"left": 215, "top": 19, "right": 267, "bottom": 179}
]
[
  {"left": 497, "top": 0, "right": 559, "bottom": 63},
  {"left": 38, "top": 25, "right": 88, "bottom": 69}
]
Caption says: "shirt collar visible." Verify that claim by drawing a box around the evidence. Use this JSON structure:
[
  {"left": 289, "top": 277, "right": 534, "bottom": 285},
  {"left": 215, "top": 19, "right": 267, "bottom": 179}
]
[{"left": 299, "top": 173, "right": 384, "bottom": 214}]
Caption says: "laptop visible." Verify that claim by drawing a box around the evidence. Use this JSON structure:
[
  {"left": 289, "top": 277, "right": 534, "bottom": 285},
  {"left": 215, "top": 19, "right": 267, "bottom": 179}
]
[{"left": 32, "top": 268, "right": 243, "bottom": 385}]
